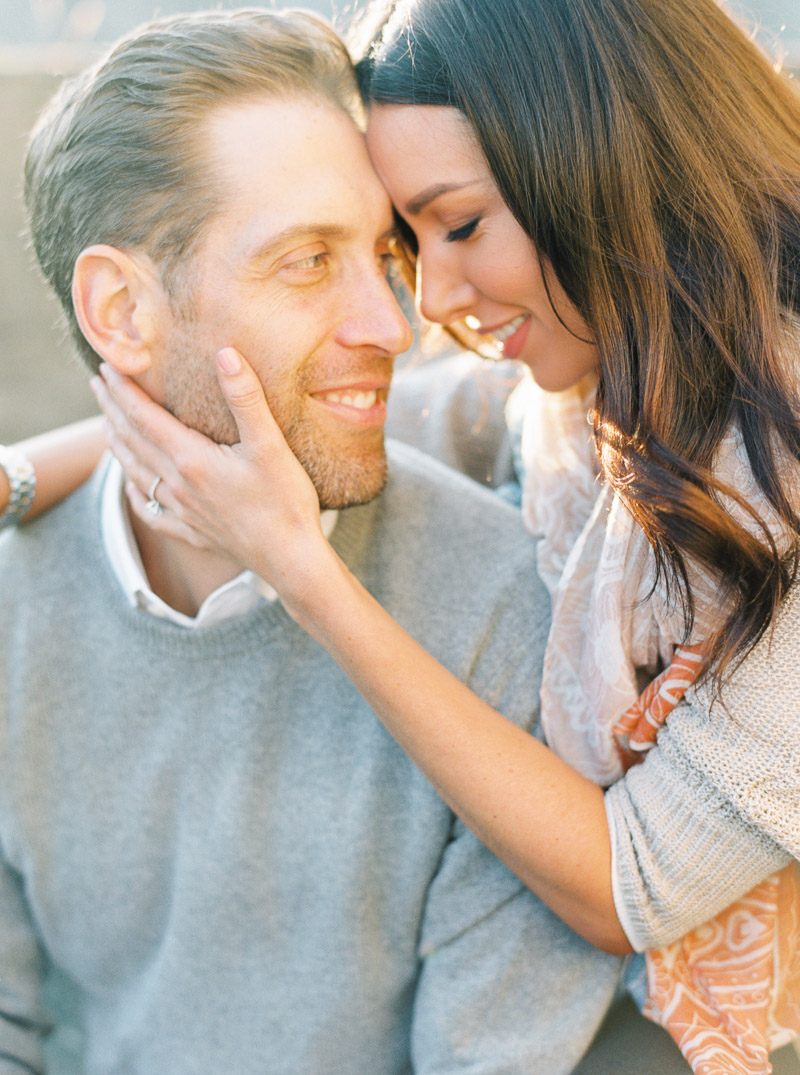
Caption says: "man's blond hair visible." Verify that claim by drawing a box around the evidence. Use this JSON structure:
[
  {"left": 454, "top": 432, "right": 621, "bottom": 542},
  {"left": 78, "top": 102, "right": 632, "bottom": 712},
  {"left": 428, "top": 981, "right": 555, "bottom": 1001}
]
[{"left": 25, "top": 8, "right": 361, "bottom": 370}]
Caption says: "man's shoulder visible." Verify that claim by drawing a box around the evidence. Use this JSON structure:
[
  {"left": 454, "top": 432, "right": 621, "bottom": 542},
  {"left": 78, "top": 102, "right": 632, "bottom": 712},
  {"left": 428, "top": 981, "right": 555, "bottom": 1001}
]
[
  {"left": 0, "top": 469, "right": 101, "bottom": 589},
  {"left": 343, "top": 440, "right": 549, "bottom": 710},
  {"left": 384, "top": 438, "right": 526, "bottom": 533},
  {"left": 336, "top": 439, "right": 541, "bottom": 608}
]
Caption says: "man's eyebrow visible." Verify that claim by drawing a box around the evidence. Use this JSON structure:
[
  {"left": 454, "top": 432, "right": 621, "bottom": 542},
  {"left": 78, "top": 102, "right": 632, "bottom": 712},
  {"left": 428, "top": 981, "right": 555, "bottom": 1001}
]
[
  {"left": 246, "top": 223, "right": 350, "bottom": 263},
  {"left": 405, "top": 181, "right": 481, "bottom": 216}
]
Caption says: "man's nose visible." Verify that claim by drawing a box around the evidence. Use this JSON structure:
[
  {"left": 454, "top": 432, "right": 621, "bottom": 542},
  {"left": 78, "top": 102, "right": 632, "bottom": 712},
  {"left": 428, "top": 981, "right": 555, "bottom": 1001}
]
[
  {"left": 416, "top": 244, "right": 476, "bottom": 327},
  {"left": 339, "top": 270, "right": 415, "bottom": 357}
]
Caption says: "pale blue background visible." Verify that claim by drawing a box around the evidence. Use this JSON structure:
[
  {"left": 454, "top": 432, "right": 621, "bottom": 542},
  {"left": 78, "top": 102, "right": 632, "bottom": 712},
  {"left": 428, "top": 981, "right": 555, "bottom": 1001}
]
[{"left": 0, "top": 0, "right": 798, "bottom": 63}]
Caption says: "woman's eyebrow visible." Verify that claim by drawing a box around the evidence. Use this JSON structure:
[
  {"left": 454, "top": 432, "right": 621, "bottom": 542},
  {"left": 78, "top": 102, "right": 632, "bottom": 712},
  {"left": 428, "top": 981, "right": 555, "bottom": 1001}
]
[{"left": 405, "top": 181, "right": 480, "bottom": 216}]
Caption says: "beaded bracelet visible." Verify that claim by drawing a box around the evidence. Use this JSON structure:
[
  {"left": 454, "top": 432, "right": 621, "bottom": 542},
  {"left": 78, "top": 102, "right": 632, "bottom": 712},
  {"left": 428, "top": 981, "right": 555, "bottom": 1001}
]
[{"left": 0, "top": 445, "right": 36, "bottom": 530}]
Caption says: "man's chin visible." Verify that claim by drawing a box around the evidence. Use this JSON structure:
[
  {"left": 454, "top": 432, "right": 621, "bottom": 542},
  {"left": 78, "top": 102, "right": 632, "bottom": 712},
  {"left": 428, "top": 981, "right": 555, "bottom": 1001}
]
[
  {"left": 317, "top": 478, "right": 388, "bottom": 511},
  {"left": 305, "top": 453, "right": 389, "bottom": 511}
]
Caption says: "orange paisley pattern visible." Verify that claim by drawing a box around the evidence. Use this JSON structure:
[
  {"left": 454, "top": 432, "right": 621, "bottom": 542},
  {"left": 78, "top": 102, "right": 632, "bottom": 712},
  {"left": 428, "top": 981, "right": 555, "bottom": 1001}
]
[
  {"left": 642, "top": 866, "right": 800, "bottom": 1075},
  {"left": 615, "top": 659, "right": 800, "bottom": 1074},
  {"left": 613, "top": 644, "right": 706, "bottom": 752}
]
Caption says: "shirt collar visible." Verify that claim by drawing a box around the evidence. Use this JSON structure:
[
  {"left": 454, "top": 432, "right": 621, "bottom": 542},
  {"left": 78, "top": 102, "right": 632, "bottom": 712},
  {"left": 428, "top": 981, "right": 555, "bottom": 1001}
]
[{"left": 101, "top": 456, "right": 337, "bottom": 628}]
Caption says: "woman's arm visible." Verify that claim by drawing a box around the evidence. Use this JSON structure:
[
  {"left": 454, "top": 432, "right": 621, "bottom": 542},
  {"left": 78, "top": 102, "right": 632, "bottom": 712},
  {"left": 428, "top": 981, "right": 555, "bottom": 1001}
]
[
  {"left": 92, "top": 352, "right": 631, "bottom": 951},
  {"left": 92, "top": 352, "right": 798, "bottom": 957},
  {"left": 1, "top": 416, "right": 106, "bottom": 522},
  {"left": 292, "top": 546, "right": 629, "bottom": 953}
]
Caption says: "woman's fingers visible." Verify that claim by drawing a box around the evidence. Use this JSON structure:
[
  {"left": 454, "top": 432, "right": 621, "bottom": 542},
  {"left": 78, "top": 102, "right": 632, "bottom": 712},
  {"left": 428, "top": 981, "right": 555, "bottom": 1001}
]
[
  {"left": 91, "top": 363, "right": 223, "bottom": 516},
  {"left": 95, "top": 362, "right": 214, "bottom": 466},
  {"left": 90, "top": 367, "right": 176, "bottom": 481},
  {"left": 90, "top": 372, "right": 177, "bottom": 514},
  {"left": 215, "top": 348, "right": 289, "bottom": 459},
  {"left": 105, "top": 420, "right": 166, "bottom": 506},
  {"left": 124, "top": 479, "right": 214, "bottom": 549},
  {"left": 89, "top": 351, "right": 325, "bottom": 581}
]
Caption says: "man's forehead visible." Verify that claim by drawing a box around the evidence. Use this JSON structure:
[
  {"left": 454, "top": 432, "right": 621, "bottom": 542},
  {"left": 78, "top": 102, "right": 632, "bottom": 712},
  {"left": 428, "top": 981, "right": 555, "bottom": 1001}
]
[
  {"left": 199, "top": 94, "right": 392, "bottom": 257},
  {"left": 200, "top": 101, "right": 393, "bottom": 262},
  {"left": 201, "top": 92, "right": 369, "bottom": 181}
]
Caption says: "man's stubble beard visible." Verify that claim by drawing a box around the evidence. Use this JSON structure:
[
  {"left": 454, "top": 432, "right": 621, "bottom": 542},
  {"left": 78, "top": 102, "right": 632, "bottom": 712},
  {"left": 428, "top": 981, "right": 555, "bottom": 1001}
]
[
  {"left": 161, "top": 331, "right": 389, "bottom": 512},
  {"left": 280, "top": 406, "right": 389, "bottom": 509}
]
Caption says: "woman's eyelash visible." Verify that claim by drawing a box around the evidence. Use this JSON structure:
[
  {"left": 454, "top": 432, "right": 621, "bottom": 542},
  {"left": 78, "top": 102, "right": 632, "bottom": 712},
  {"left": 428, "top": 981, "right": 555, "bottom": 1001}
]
[{"left": 445, "top": 217, "right": 480, "bottom": 243}]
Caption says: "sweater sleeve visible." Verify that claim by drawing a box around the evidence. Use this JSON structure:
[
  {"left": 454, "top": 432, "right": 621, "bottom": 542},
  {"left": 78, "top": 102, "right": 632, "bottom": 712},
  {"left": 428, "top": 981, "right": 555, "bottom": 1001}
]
[
  {"left": 605, "top": 584, "right": 800, "bottom": 951},
  {"left": 410, "top": 819, "right": 621, "bottom": 1074}
]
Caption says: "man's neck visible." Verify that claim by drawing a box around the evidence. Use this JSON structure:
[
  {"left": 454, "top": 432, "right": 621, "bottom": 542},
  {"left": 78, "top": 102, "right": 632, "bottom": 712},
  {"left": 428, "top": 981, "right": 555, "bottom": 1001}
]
[{"left": 129, "top": 506, "right": 243, "bottom": 618}]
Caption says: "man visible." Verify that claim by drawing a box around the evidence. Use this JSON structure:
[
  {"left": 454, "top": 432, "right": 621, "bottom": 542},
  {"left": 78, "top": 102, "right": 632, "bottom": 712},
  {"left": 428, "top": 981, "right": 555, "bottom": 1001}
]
[{"left": 0, "top": 10, "right": 620, "bottom": 1072}]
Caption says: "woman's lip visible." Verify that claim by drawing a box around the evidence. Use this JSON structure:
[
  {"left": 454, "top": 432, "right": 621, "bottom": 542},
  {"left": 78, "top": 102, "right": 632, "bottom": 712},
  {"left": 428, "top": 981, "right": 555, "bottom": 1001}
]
[
  {"left": 465, "top": 313, "right": 530, "bottom": 345},
  {"left": 497, "top": 315, "right": 532, "bottom": 360}
]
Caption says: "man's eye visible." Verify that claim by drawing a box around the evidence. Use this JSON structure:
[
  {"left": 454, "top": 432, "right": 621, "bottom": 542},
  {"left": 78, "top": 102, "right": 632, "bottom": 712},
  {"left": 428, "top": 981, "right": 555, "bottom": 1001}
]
[
  {"left": 287, "top": 252, "right": 327, "bottom": 270},
  {"left": 445, "top": 217, "right": 480, "bottom": 243}
]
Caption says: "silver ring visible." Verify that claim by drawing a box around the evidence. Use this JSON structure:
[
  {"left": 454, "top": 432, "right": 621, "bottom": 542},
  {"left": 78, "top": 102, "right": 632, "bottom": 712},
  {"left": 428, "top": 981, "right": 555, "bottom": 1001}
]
[{"left": 145, "top": 476, "right": 163, "bottom": 517}]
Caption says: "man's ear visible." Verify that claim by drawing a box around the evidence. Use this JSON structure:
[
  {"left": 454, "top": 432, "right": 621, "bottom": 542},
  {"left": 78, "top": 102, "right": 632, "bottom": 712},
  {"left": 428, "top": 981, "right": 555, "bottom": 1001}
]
[{"left": 72, "top": 245, "right": 168, "bottom": 375}]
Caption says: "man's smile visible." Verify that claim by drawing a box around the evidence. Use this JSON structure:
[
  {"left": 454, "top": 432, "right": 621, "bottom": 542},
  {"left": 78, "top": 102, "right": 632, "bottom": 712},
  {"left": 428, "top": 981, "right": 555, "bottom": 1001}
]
[{"left": 310, "top": 383, "right": 390, "bottom": 425}]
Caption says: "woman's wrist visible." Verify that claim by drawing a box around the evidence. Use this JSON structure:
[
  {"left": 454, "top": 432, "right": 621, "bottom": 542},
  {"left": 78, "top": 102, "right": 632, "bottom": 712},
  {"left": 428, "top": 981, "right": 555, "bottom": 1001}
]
[
  {"left": 276, "top": 535, "right": 354, "bottom": 635},
  {"left": 0, "top": 445, "right": 36, "bottom": 529}
]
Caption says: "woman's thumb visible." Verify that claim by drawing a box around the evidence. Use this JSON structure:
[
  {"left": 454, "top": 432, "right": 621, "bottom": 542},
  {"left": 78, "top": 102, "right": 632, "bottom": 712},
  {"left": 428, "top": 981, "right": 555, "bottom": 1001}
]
[{"left": 216, "top": 347, "right": 279, "bottom": 451}]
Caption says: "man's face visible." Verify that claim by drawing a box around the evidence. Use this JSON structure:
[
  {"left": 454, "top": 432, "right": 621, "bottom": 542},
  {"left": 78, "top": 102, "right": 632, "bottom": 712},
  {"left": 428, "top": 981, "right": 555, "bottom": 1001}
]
[{"left": 151, "top": 94, "right": 414, "bottom": 509}]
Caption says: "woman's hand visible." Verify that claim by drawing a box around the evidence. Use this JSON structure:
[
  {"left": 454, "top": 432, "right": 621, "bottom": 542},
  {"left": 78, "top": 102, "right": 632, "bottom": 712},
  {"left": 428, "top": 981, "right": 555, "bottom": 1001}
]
[{"left": 91, "top": 348, "right": 331, "bottom": 598}]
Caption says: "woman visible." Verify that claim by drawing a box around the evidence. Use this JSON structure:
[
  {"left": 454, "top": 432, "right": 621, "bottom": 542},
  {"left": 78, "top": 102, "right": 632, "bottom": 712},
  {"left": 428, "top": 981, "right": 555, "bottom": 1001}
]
[{"left": 4, "top": 0, "right": 800, "bottom": 1070}]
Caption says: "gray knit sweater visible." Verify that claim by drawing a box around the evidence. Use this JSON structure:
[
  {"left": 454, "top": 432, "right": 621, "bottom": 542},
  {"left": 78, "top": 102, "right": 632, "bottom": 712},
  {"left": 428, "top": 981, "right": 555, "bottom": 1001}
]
[
  {"left": 0, "top": 441, "right": 621, "bottom": 1075},
  {"left": 607, "top": 585, "right": 799, "bottom": 950}
]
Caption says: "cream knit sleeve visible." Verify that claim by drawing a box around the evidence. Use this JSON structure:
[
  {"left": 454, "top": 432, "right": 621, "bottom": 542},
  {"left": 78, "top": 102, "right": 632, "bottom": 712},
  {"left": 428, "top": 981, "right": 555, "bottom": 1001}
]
[{"left": 605, "top": 585, "right": 800, "bottom": 951}]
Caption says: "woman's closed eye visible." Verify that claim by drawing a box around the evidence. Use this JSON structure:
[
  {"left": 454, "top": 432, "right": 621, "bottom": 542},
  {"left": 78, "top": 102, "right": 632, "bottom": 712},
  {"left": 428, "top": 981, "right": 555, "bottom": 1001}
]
[{"left": 445, "top": 217, "right": 480, "bottom": 243}]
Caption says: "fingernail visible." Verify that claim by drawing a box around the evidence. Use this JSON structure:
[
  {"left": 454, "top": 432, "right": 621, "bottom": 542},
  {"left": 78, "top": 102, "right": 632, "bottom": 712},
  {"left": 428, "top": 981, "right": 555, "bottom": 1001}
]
[
  {"left": 217, "top": 348, "right": 242, "bottom": 375},
  {"left": 89, "top": 376, "right": 100, "bottom": 396}
]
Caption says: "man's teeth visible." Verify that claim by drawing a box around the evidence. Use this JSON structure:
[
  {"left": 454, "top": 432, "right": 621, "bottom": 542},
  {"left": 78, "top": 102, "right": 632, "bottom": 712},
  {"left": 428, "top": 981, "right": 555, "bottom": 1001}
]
[
  {"left": 492, "top": 314, "right": 528, "bottom": 343},
  {"left": 320, "top": 389, "right": 378, "bottom": 410}
]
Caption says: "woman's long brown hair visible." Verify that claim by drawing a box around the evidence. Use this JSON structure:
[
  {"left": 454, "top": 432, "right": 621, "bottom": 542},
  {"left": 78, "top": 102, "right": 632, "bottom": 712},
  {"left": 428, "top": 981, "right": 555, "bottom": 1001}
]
[{"left": 356, "top": 0, "right": 800, "bottom": 680}]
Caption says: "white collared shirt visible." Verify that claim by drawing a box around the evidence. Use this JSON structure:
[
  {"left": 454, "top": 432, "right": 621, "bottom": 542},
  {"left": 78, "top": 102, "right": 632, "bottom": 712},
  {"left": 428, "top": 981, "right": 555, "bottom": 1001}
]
[{"left": 101, "top": 456, "right": 337, "bottom": 628}]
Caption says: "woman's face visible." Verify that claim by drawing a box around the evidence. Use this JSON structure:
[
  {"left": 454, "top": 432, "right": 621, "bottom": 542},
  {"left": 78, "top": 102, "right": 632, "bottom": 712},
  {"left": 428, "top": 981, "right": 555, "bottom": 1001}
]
[{"left": 366, "top": 104, "right": 599, "bottom": 391}]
